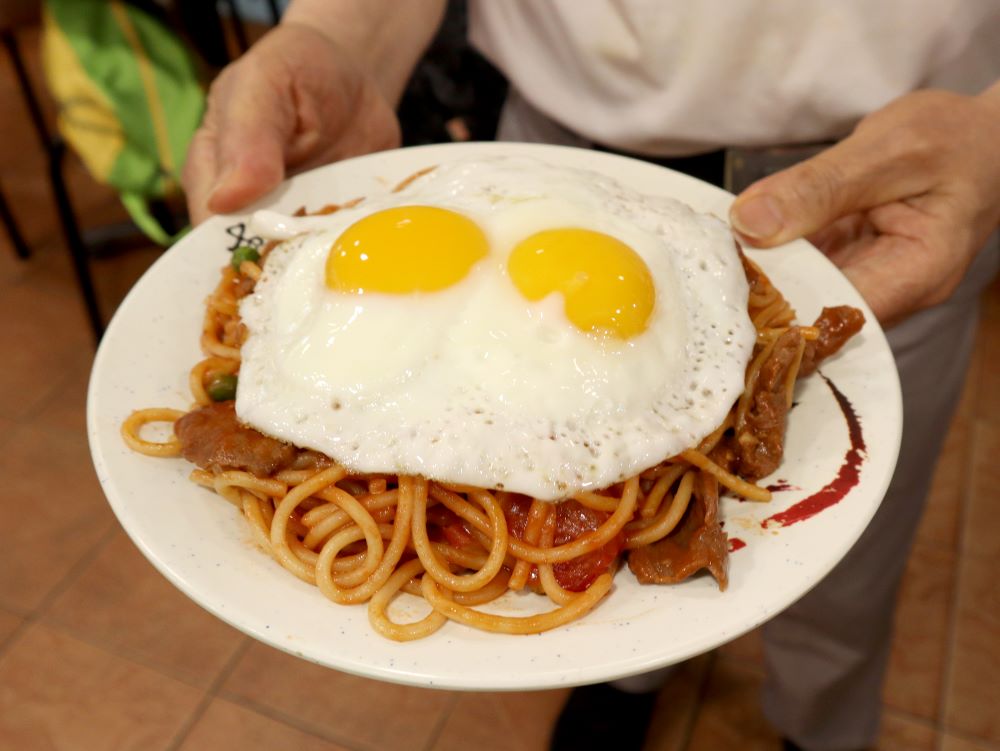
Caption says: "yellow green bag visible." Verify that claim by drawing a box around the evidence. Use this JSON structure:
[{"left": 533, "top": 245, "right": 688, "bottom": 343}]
[{"left": 41, "top": 0, "right": 205, "bottom": 245}]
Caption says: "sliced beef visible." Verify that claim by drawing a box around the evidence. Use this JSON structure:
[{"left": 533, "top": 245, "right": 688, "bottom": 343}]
[
  {"left": 627, "top": 472, "right": 728, "bottom": 589},
  {"left": 800, "top": 306, "right": 866, "bottom": 375},
  {"left": 175, "top": 401, "right": 297, "bottom": 477},
  {"left": 735, "top": 328, "right": 803, "bottom": 480},
  {"left": 731, "top": 305, "right": 864, "bottom": 480}
]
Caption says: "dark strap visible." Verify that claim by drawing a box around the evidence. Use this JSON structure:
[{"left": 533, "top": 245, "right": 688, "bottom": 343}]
[{"left": 596, "top": 144, "right": 728, "bottom": 188}]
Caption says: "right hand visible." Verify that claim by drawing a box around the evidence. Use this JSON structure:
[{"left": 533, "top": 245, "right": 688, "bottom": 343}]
[{"left": 183, "top": 23, "right": 401, "bottom": 224}]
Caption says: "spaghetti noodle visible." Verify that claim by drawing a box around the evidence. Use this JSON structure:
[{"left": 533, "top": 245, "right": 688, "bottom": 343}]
[{"left": 121, "top": 208, "right": 862, "bottom": 641}]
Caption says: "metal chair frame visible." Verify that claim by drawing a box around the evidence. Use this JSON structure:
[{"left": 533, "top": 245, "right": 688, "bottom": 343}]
[{"left": 2, "top": 27, "right": 104, "bottom": 342}]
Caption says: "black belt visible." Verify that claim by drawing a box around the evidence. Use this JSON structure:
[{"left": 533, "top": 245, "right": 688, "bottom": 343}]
[
  {"left": 596, "top": 144, "right": 728, "bottom": 189},
  {"left": 594, "top": 142, "right": 835, "bottom": 194}
]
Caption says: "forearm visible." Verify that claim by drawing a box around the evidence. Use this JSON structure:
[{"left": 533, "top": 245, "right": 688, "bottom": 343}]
[{"left": 283, "top": 0, "right": 447, "bottom": 104}]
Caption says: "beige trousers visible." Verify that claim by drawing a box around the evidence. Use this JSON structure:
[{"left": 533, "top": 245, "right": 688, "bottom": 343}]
[{"left": 497, "top": 90, "right": 1000, "bottom": 750}]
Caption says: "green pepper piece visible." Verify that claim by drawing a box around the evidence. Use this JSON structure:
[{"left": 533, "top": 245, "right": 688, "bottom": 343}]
[
  {"left": 207, "top": 373, "right": 238, "bottom": 401},
  {"left": 231, "top": 245, "right": 261, "bottom": 271}
]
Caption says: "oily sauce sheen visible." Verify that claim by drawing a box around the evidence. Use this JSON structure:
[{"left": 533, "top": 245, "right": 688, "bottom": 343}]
[{"left": 436, "top": 495, "right": 625, "bottom": 592}]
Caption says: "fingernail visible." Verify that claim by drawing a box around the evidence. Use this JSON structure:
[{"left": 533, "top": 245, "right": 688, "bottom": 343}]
[{"left": 731, "top": 194, "right": 784, "bottom": 240}]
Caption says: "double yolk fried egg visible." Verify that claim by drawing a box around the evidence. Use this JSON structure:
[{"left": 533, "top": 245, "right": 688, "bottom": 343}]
[{"left": 237, "top": 157, "right": 756, "bottom": 500}]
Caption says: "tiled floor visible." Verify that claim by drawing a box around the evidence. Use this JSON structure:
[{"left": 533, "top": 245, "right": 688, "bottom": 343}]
[{"left": 2, "top": 26, "right": 1000, "bottom": 751}]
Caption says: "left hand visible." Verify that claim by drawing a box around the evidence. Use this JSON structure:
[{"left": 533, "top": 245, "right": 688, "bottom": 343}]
[{"left": 729, "top": 84, "right": 1000, "bottom": 327}]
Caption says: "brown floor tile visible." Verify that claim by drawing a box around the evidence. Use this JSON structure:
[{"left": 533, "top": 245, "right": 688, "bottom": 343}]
[
  {"left": 944, "top": 553, "right": 1000, "bottom": 744},
  {"left": 0, "top": 423, "right": 115, "bottom": 612},
  {"left": 684, "top": 658, "right": 782, "bottom": 751},
  {"left": 0, "top": 609, "right": 23, "bottom": 648},
  {"left": 177, "top": 699, "right": 352, "bottom": 751},
  {"left": 940, "top": 733, "right": 1000, "bottom": 751},
  {"left": 915, "top": 416, "right": 971, "bottom": 551},
  {"left": 29, "top": 353, "right": 92, "bottom": 436},
  {"left": 492, "top": 689, "right": 571, "bottom": 750},
  {"left": 643, "top": 654, "right": 712, "bottom": 751},
  {"left": 717, "top": 627, "right": 765, "bottom": 666},
  {"left": 92, "top": 245, "right": 164, "bottom": 321},
  {"left": 0, "top": 281, "right": 93, "bottom": 421},
  {"left": 0, "top": 214, "right": 146, "bottom": 311},
  {"left": 0, "top": 623, "right": 202, "bottom": 751},
  {"left": 221, "top": 641, "right": 456, "bottom": 751},
  {"left": 875, "top": 710, "right": 937, "bottom": 750},
  {"left": 0, "top": 416, "right": 16, "bottom": 450},
  {"left": 1, "top": 232, "right": 80, "bottom": 299},
  {"left": 882, "top": 542, "right": 956, "bottom": 720},
  {"left": 962, "top": 422, "right": 1000, "bottom": 559},
  {"left": 42, "top": 529, "right": 247, "bottom": 689},
  {"left": 431, "top": 689, "right": 568, "bottom": 751},
  {"left": 430, "top": 693, "right": 520, "bottom": 751}
]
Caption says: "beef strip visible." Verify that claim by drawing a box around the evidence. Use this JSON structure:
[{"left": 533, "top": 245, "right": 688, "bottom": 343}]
[
  {"left": 627, "top": 472, "right": 728, "bottom": 590},
  {"left": 800, "top": 306, "right": 866, "bottom": 376},
  {"left": 732, "top": 305, "right": 865, "bottom": 480},
  {"left": 174, "top": 401, "right": 297, "bottom": 476},
  {"left": 739, "top": 243, "right": 864, "bottom": 378},
  {"left": 735, "top": 328, "right": 804, "bottom": 480}
]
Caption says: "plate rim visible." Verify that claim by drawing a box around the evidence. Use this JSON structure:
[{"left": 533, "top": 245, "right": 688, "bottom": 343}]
[{"left": 87, "top": 141, "right": 903, "bottom": 690}]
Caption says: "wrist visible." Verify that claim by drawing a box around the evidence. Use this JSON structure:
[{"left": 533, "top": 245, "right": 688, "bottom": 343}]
[{"left": 282, "top": 0, "right": 446, "bottom": 105}]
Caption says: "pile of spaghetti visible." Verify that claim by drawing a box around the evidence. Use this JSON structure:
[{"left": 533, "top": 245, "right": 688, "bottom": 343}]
[{"left": 122, "top": 218, "right": 863, "bottom": 641}]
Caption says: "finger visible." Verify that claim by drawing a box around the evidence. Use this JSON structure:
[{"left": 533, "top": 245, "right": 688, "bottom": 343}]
[
  {"left": 729, "top": 125, "right": 934, "bottom": 248},
  {"left": 205, "top": 73, "right": 294, "bottom": 215},
  {"left": 805, "top": 213, "right": 872, "bottom": 255},
  {"left": 182, "top": 126, "right": 219, "bottom": 225},
  {"left": 837, "top": 234, "right": 920, "bottom": 325},
  {"left": 831, "top": 230, "right": 965, "bottom": 326}
]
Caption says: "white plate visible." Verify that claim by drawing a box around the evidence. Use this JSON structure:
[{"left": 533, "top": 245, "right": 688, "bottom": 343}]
[{"left": 88, "top": 142, "right": 902, "bottom": 691}]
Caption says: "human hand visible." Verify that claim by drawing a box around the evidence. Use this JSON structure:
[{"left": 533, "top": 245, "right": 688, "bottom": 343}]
[
  {"left": 182, "top": 23, "right": 401, "bottom": 224},
  {"left": 729, "top": 85, "right": 1000, "bottom": 326}
]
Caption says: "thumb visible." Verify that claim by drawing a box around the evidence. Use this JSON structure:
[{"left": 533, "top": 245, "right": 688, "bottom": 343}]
[
  {"left": 205, "top": 84, "right": 293, "bottom": 215},
  {"left": 728, "top": 129, "right": 930, "bottom": 248}
]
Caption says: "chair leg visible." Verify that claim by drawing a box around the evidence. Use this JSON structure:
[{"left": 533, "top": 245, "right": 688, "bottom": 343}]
[
  {"left": 2, "top": 29, "right": 52, "bottom": 151},
  {"left": 49, "top": 141, "right": 104, "bottom": 343},
  {"left": 5, "top": 26, "right": 102, "bottom": 342},
  {"left": 0, "top": 183, "right": 31, "bottom": 259}
]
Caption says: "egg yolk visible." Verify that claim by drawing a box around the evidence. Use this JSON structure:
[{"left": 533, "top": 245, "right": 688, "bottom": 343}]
[
  {"left": 508, "top": 228, "right": 655, "bottom": 339},
  {"left": 327, "top": 206, "right": 488, "bottom": 293}
]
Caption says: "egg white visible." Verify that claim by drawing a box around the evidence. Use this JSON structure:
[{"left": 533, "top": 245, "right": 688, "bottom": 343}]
[{"left": 237, "top": 156, "right": 755, "bottom": 499}]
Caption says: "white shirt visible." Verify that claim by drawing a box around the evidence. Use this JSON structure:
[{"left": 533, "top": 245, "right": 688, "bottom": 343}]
[{"left": 469, "top": 1, "right": 1000, "bottom": 155}]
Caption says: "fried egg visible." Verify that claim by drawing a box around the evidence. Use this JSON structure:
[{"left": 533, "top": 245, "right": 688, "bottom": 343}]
[{"left": 236, "top": 156, "right": 755, "bottom": 500}]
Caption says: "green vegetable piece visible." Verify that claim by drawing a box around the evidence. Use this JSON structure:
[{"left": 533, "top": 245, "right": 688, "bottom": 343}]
[
  {"left": 231, "top": 245, "right": 260, "bottom": 270},
  {"left": 207, "top": 373, "right": 238, "bottom": 401}
]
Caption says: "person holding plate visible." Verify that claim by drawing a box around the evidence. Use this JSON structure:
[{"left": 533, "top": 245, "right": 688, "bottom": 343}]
[{"left": 182, "top": 2, "right": 1000, "bottom": 750}]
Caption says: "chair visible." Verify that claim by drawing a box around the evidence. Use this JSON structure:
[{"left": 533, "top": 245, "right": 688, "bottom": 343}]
[
  {"left": 5, "top": 0, "right": 205, "bottom": 343},
  {"left": 1, "top": 1, "right": 38, "bottom": 262},
  {"left": 2, "top": 2, "right": 106, "bottom": 341}
]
